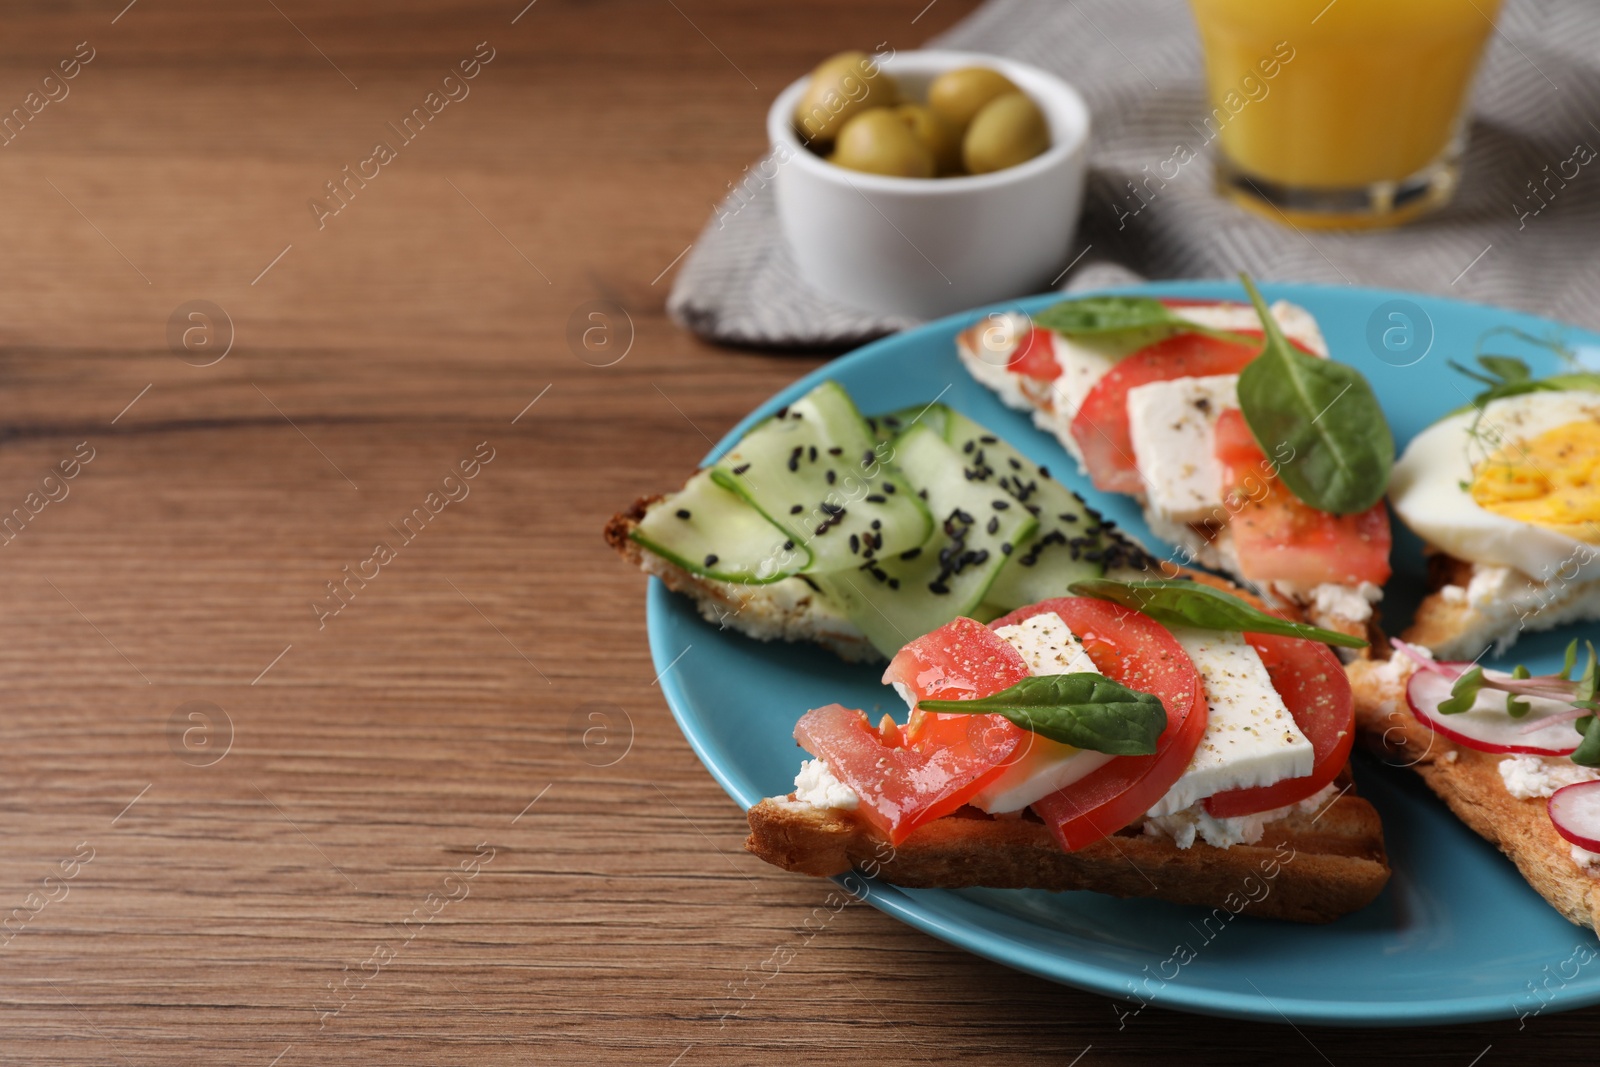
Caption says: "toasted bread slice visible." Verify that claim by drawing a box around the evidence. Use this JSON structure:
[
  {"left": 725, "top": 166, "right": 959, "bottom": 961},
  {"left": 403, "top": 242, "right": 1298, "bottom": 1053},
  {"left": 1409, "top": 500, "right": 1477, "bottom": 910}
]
[
  {"left": 1348, "top": 654, "right": 1600, "bottom": 933},
  {"left": 745, "top": 778, "right": 1389, "bottom": 923},
  {"left": 1402, "top": 552, "right": 1600, "bottom": 660},
  {"left": 953, "top": 318, "right": 1379, "bottom": 647}
]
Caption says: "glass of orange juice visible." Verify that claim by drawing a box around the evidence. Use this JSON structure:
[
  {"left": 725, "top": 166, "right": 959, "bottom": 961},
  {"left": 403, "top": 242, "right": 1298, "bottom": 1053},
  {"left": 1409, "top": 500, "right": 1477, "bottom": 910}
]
[{"left": 1189, "top": 0, "right": 1501, "bottom": 228}]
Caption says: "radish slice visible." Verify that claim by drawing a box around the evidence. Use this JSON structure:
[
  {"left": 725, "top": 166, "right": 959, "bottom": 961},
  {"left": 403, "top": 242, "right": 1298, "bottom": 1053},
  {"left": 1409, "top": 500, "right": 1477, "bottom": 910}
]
[
  {"left": 1549, "top": 781, "right": 1600, "bottom": 851},
  {"left": 1406, "top": 668, "right": 1582, "bottom": 756}
]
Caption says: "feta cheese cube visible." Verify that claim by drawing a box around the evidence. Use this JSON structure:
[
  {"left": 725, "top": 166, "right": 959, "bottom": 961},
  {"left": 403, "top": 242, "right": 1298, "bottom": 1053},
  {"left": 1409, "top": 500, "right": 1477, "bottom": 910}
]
[
  {"left": 1126, "top": 373, "right": 1239, "bottom": 526},
  {"left": 1145, "top": 627, "right": 1314, "bottom": 817}
]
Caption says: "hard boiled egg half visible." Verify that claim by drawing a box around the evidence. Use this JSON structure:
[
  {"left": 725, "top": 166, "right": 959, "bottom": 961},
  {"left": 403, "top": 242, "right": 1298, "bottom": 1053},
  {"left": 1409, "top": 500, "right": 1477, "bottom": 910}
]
[{"left": 1390, "top": 390, "right": 1600, "bottom": 582}]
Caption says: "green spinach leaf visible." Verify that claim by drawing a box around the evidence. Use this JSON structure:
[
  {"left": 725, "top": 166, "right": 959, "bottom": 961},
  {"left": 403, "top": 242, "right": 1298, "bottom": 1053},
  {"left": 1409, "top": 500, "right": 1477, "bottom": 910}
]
[
  {"left": 1069, "top": 577, "right": 1368, "bottom": 648},
  {"left": 918, "top": 673, "right": 1166, "bottom": 755},
  {"left": 1234, "top": 275, "right": 1394, "bottom": 515}
]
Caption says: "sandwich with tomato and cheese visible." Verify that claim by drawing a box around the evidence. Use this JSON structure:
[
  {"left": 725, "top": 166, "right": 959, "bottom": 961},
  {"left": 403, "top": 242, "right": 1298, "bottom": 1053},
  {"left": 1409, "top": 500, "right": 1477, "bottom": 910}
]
[
  {"left": 746, "top": 580, "right": 1390, "bottom": 923},
  {"left": 957, "top": 280, "right": 1394, "bottom": 645}
]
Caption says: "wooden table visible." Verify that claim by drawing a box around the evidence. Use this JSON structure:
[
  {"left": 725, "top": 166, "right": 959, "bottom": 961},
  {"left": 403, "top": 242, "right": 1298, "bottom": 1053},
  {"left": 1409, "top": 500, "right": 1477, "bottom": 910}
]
[{"left": 1, "top": 1, "right": 1590, "bottom": 1061}]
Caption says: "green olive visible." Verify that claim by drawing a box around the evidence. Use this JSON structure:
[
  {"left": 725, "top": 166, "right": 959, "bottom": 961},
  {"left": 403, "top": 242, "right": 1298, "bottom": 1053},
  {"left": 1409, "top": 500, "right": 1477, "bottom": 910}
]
[
  {"left": 828, "top": 109, "right": 935, "bottom": 178},
  {"left": 893, "top": 103, "right": 963, "bottom": 176},
  {"left": 927, "top": 66, "right": 1020, "bottom": 132},
  {"left": 793, "top": 51, "right": 900, "bottom": 146},
  {"left": 962, "top": 92, "right": 1049, "bottom": 174}
]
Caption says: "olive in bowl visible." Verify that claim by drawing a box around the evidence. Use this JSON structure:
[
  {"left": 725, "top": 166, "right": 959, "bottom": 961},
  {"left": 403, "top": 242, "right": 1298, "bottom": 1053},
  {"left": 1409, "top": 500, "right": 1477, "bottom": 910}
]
[
  {"left": 766, "top": 49, "right": 1090, "bottom": 318},
  {"left": 793, "top": 52, "right": 1050, "bottom": 180}
]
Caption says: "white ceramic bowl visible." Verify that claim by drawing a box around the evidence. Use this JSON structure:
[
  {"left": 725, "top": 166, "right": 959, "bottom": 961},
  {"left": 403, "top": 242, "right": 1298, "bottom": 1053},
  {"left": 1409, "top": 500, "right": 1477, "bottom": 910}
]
[{"left": 767, "top": 49, "right": 1090, "bottom": 320}]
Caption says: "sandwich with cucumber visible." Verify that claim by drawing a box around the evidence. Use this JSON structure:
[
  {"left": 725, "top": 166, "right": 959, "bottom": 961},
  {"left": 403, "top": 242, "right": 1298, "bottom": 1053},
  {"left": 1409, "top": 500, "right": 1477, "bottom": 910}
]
[
  {"left": 744, "top": 581, "right": 1390, "bottom": 922},
  {"left": 605, "top": 379, "right": 1158, "bottom": 662},
  {"left": 956, "top": 278, "right": 1394, "bottom": 645}
]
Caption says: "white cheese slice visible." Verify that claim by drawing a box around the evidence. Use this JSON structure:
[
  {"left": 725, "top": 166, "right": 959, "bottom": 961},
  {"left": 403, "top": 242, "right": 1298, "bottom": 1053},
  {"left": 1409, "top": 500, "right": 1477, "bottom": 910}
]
[
  {"left": 1145, "top": 626, "right": 1314, "bottom": 818},
  {"left": 968, "top": 613, "right": 1116, "bottom": 813},
  {"left": 1126, "top": 373, "right": 1239, "bottom": 526}
]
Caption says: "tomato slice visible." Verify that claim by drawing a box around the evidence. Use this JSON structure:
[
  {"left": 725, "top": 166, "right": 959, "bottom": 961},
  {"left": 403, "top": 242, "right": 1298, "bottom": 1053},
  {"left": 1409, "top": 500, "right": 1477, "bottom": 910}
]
[
  {"left": 794, "top": 618, "right": 1029, "bottom": 843},
  {"left": 1006, "top": 326, "right": 1058, "bottom": 381},
  {"left": 990, "top": 597, "right": 1208, "bottom": 851},
  {"left": 1203, "top": 632, "right": 1354, "bottom": 817},
  {"left": 1213, "top": 408, "right": 1392, "bottom": 587},
  {"left": 1069, "top": 331, "right": 1263, "bottom": 495}
]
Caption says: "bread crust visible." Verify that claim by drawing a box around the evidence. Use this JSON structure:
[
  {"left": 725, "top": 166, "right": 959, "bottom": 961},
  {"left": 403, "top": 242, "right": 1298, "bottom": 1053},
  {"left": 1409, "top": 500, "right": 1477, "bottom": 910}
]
[
  {"left": 745, "top": 787, "right": 1389, "bottom": 924},
  {"left": 1349, "top": 657, "right": 1600, "bottom": 933}
]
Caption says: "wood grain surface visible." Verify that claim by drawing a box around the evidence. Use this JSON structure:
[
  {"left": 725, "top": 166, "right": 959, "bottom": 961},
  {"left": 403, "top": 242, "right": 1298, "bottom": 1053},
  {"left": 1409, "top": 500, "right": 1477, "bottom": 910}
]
[{"left": 0, "top": 1, "right": 1592, "bottom": 1062}]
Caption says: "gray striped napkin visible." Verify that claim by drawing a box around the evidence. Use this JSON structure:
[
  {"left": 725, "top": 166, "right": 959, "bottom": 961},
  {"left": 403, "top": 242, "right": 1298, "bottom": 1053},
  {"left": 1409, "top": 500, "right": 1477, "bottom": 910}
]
[{"left": 668, "top": 0, "right": 1600, "bottom": 348}]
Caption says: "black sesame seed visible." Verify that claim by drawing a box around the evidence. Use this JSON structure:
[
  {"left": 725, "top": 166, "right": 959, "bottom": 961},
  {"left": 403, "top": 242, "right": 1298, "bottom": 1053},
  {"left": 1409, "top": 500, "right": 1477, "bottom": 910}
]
[
  {"left": 987, "top": 516, "right": 999, "bottom": 535},
  {"left": 962, "top": 440, "right": 975, "bottom": 454},
  {"left": 992, "top": 500, "right": 1010, "bottom": 511},
  {"left": 826, "top": 470, "right": 837, "bottom": 485},
  {"left": 704, "top": 554, "right": 719, "bottom": 567},
  {"left": 788, "top": 446, "right": 802, "bottom": 472},
  {"left": 732, "top": 463, "right": 750, "bottom": 475},
  {"left": 849, "top": 534, "right": 860, "bottom": 554},
  {"left": 675, "top": 508, "right": 692, "bottom": 520},
  {"left": 900, "top": 547, "right": 922, "bottom": 561},
  {"left": 865, "top": 493, "right": 886, "bottom": 503},
  {"left": 820, "top": 502, "right": 843, "bottom": 515},
  {"left": 828, "top": 446, "right": 843, "bottom": 456},
  {"left": 1000, "top": 542, "right": 1013, "bottom": 555},
  {"left": 790, "top": 504, "right": 804, "bottom": 514},
  {"left": 1038, "top": 466, "right": 1050, "bottom": 479},
  {"left": 1009, "top": 457, "right": 1022, "bottom": 471},
  {"left": 871, "top": 519, "right": 881, "bottom": 529},
  {"left": 887, "top": 578, "right": 900, "bottom": 590},
  {"left": 980, "top": 435, "right": 998, "bottom": 444},
  {"left": 783, "top": 540, "right": 795, "bottom": 550},
  {"left": 809, "top": 445, "right": 818, "bottom": 462},
  {"left": 862, "top": 449, "right": 876, "bottom": 469},
  {"left": 929, "top": 580, "right": 950, "bottom": 595},
  {"left": 1060, "top": 513, "right": 1079, "bottom": 522},
  {"left": 882, "top": 481, "right": 896, "bottom": 494}
]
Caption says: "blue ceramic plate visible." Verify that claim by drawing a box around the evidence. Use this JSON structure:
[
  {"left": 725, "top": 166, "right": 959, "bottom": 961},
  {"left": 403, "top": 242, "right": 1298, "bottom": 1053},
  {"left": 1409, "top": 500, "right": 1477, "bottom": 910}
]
[{"left": 646, "top": 281, "right": 1600, "bottom": 1026}]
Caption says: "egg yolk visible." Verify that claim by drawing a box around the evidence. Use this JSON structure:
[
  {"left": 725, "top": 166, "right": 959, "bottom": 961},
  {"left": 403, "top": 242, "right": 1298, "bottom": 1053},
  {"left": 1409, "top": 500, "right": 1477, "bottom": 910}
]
[{"left": 1470, "top": 420, "right": 1600, "bottom": 543}]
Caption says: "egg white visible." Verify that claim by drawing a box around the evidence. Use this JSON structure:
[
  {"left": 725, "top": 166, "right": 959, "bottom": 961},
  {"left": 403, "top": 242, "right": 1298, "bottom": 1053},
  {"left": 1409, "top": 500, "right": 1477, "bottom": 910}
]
[{"left": 1390, "top": 389, "right": 1600, "bottom": 583}]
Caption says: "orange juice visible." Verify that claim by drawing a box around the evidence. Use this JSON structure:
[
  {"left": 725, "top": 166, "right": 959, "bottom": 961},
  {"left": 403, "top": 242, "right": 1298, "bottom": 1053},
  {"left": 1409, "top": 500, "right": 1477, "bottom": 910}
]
[{"left": 1191, "top": 0, "right": 1499, "bottom": 222}]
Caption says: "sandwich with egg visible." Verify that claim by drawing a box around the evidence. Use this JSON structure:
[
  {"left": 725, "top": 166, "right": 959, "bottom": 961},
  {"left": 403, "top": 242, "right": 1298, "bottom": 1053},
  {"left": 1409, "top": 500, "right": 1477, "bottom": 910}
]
[
  {"left": 746, "top": 581, "right": 1391, "bottom": 923},
  {"left": 1348, "top": 357, "right": 1600, "bottom": 932},
  {"left": 957, "top": 278, "right": 1394, "bottom": 645}
]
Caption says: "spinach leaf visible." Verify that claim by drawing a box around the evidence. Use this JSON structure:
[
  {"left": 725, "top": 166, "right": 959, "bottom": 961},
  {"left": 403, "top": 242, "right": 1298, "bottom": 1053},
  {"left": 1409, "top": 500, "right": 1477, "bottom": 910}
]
[
  {"left": 1069, "top": 577, "right": 1369, "bottom": 648},
  {"left": 918, "top": 673, "right": 1166, "bottom": 755},
  {"left": 1032, "top": 295, "right": 1252, "bottom": 347},
  {"left": 1234, "top": 275, "right": 1394, "bottom": 515}
]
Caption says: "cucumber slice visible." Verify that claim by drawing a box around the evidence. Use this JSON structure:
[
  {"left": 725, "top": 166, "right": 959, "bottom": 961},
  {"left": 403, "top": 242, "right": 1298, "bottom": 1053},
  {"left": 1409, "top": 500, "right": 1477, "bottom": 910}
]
[
  {"left": 868, "top": 402, "right": 950, "bottom": 442},
  {"left": 711, "top": 381, "right": 932, "bottom": 574},
  {"left": 941, "top": 409, "right": 1137, "bottom": 611},
  {"left": 630, "top": 470, "right": 807, "bottom": 584},
  {"left": 814, "top": 423, "right": 1037, "bottom": 657}
]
